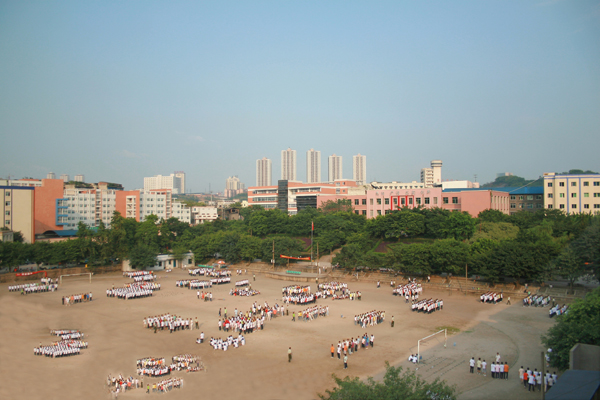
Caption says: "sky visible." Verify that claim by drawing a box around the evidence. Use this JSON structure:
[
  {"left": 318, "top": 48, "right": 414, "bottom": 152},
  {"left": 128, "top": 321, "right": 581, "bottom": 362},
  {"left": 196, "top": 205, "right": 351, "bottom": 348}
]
[{"left": 1, "top": 0, "right": 599, "bottom": 193}]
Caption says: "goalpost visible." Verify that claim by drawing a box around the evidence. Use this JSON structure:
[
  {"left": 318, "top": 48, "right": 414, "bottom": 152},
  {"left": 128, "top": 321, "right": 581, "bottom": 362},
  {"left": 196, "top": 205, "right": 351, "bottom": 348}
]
[
  {"left": 60, "top": 272, "right": 93, "bottom": 284},
  {"left": 417, "top": 329, "right": 447, "bottom": 364}
]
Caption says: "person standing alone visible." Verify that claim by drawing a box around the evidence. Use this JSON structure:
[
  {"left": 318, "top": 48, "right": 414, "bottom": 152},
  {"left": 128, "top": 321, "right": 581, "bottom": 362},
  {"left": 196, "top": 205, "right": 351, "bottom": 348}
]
[{"left": 288, "top": 347, "right": 292, "bottom": 363}]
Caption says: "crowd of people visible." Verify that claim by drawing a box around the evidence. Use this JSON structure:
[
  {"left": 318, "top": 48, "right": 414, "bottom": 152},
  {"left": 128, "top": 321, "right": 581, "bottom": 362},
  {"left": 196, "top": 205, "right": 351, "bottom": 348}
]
[
  {"left": 176, "top": 279, "right": 212, "bottom": 289},
  {"left": 172, "top": 354, "right": 203, "bottom": 372},
  {"left": 235, "top": 279, "right": 249, "bottom": 287},
  {"left": 153, "top": 377, "right": 184, "bottom": 393},
  {"left": 188, "top": 268, "right": 231, "bottom": 277},
  {"left": 136, "top": 357, "right": 173, "bottom": 377},
  {"left": 210, "top": 277, "right": 231, "bottom": 285},
  {"left": 294, "top": 305, "right": 329, "bottom": 321},
  {"left": 392, "top": 282, "right": 423, "bottom": 301},
  {"left": 229, "top": 287, "right": 260, "bottom": 296},
  {"left": 331, "top": 291, "right": 360, "bottom": 300},
  {"left": 354, "top": 310, "right": 385, "bottom": 328},
  {"left": 521, "top": 367, "right": 558, "bottom": 392},
  {"left": 144, "top": 314, "right": 197, "bottom": 333},
  {"left": 332, "top": 332, "right": 376, "bottom": 362},
  {"left": 523, "top": 294, "right": 551, "bottom": 307},
  {"left": 282, "top": 285, "right": 318, "bottom": 304},
  {"left": 411, "top": 298, "right": 444, "bottom": 313},
  {"left": 34, "top": 329, "right": 88, "bottom": 358},
  {"left": 317, "top": 281, "right": 347, "bottom": 294},
  {"left": 549, "top": 304, "right": 569, "bottom": 317},
  {"left": 9, "top": 281, "right": 58, "bottom": 294},
  {"left": 196, "top": 290, "right": 213, "bottom": 301},
  {"left": 480, "top": 292, "right": 503, "bottom": 304},
  {"left": 106, "top": 374, "right": 141, "bottom": 397},
  {"left": 208, "top": 335, "right": 246, "bottom": 351},
  {"left": 106, "top": 282, "right": 160, "bottom": 299},
  {"left": 62, "top": 292, "right": 92, "bottom": 305}
]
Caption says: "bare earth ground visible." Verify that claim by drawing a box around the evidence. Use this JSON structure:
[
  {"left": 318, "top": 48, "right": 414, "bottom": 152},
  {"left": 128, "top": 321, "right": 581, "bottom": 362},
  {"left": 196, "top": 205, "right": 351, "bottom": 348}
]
[{"left": 0, "top": 268, "right": 556, "bottom": 400}]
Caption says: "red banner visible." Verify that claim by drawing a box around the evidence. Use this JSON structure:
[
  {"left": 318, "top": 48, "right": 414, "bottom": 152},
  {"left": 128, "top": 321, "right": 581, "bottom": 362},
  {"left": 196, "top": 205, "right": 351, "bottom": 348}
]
[
  {"left": 15, "top": 271, "right": 47, "bottom": 277},
  {"left": 280, "top": 255, "right": 311, "bottom": 261}
]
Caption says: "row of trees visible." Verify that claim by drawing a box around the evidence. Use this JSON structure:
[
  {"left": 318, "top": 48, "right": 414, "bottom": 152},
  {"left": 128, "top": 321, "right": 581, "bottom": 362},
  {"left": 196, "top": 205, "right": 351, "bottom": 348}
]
[{"left": 1, "top": 200, "right": 598, "bottom": 285}]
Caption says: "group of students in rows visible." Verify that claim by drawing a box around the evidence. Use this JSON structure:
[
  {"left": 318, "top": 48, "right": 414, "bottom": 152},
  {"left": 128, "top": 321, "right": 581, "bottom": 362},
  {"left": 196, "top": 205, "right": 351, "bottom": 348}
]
[
  {"left": 282, "top": 285, "right": 319, "bottom": 305},
  {"left": 207, "top": 334, "right": 246, "bottom": 351},
  {"left": 34, "top": 329, "right": 88, "bottom": 358},
  {"left": 136, "top": 357, "right": 173, "bottom": 377},
  {"left": 229, "top": 287, "right": 260, "bottom": 296},
  {"left": 354, "top": 310, "right": 385, "bottom": 328},
  {"left": 218, "top": 313, "right": 265, "bottom": 334},
  {"left": 235, "top": 279, "right": 250, "bottom": 286},
  {"left": 172, "top": 354, "right": 203, "bottom": 372},
  {"left": 188, "top": 268, "right": 231, "bottom": 277},
  {"left": 124, "top": 271, "right": 153, "bottom": 278},
  {"left": 106, "top": 374, "right": 141, "bottom": 398},
  {"left": 144, "top": 314, "right": 199, "bottom": 332},
  {"left": 411, "top": 298, "right": 444, "bottom": 313},
  {"left": 317, "top": 282, "right": 348, "bottom": 297},
  {"left": 106, "top": 282, "right": 160, "bottom": 299},
  {"left": 549, "top": 304, "right": 569, "bottom": 318},
  {"left": 392, "top": 282, "right": 423, "bottom": 301},
  {"left": 523, "top": 294, "right": 551, "bottom": 307},
  {"left": 332, "top": 333, "right": 376, "bottom": 360},
  {"left": 62, "top": 292, "right": 92, "bottom": 305},
  {"left": 9, "top": 281, "right": 58, "bottom": 294},
  {"left": 176, "top": 279, "right": 212, "bottom": 289},
  {"left": 331, "top": 291, "right": 361, "bottom": 300},
  {"left": 293, "top": 305, "right": 329, "bottom": 321},
  {"left": 521, "top": 367, "right": 558, "bottom": 392},
  {"left": 480, "top": 292, "right": 503, "bottom": 304}
]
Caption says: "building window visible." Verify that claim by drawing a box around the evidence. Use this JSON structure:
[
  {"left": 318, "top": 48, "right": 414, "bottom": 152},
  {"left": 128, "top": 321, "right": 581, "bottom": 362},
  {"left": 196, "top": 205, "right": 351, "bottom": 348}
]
[
  {"left": 362, "top": 199, "right": 366, "bottom": 205},
  {"left": 536, "top": 204, "right": 543, "bottom": 208},
  {"left": 595, "top": 204, "right": 600, "bottom": 209},
  {"left": 519, "top": 204, "right": 524, "bottom": 209},
  {"left": 571, "top": 193, "right": 577, "bottom": 198},
  {"left": 5, "top": 211, "right": 10, "bottom": 216},
  {"left": 369, "top": 210, "right": 373, "bottom": 217},
  {"left": 354, "top": 210, "right": 359, "bottom": 215},
  {"left": 527, "top": 195, "right": 533, "bottom": 200},
  {"left": 416, "top": 198, "right": 421, "bottom": 205},
  {"left": 362, "top": 210, "right": 366, "bottom": 215},
  {"left": 442, "top": 197, "right": 449, "bottom": 204},
  {"left": 5, "top": 192, "right": 10, "bottom": 196},
  {"left": 547, "top": 194, "right": 553, "bottom": 199},
  {"left": 385, "top": 210, "right": 390, "bottom": 215},
  {"left": 584, "top": 182, "right": 589, "bottom": 186},
  {"left": 5, "top": 220, "right": 9, "bottom": 225},
  {"left": 584, "top": 204, "right": 589, "bottom": 209},
  {"left": 369, "top": 199, "right": 373, "bottom": 205},
  {"left": 548, "top": 205, "right": 553, "bottom": 209},
  {"left": 424, "top": 197, "right": 430, "bottom": 204},
  {"left": 519, "top": 195, "right": 524, "bottom": 200},
  {"left": 377, "top": 198, "right": 381, "bottom": 205},
  {"left": 377, "top": 210, "right": 381, "bottom": 215},
  {"left": 385, "top": 198, "right": 389, "bottom": 205},
  {"left": 510, "top": 195, "right": 516, "bottom": 200},
  {"left": 559, "top": 204, "right": 565, "bottom": 209},
  {"left": 5, "top": 201, "right": 9, "bottom": 206},
  {"left": 510, "top": 203, "right": 516, "bottom": 209},
  {"left": 584, "top": 193, "right": 589, "bottom": 198},
  {"left": 527, "top": 203, "right": 533, "bottom": 209},
  {"left": 594, "top": 182, "right": 600, "bottom": 186},
  {"left": 559, "top": 193, "right": 565, "bottom": 198},
  {"left": 571, "top": 182, "right": 577, "bottom": 187},
  {"left": 536, "top": 195, "right": 542, "bottom": 200},
  {"left": 354, "top": 199, "right": 359, "bottom": 205},
  {"left": 401, "top": 198, "right": 405, "bottom": 205},
  {"left": 595, "top": 193, "right": 600, "bottom": 198},
  {"left": 559, "top": 182, "right": 565, "bottom": 187},
  {"left": 452, "top": 197, "right": 458, "bottom": 204},
  {"left": 572, "top": 204, "right": 577, "bottom": 209},
  {"left": 547, "top": 183, "right": 552, "bottom": 187},
  {"left": 433, "top": 197, "right": 438, "bottom": 204}
]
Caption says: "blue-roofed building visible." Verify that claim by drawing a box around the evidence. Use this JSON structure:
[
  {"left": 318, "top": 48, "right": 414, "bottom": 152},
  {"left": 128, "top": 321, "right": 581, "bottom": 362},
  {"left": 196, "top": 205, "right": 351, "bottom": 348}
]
[{"left": 489, "top": 186, "right": 544, "bottom": 214}]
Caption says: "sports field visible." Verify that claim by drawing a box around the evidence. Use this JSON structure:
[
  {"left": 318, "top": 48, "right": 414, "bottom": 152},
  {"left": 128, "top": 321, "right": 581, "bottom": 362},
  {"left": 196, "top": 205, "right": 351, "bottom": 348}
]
[{"left": 0, "top": 268, "right": 555, "bottom": 399}]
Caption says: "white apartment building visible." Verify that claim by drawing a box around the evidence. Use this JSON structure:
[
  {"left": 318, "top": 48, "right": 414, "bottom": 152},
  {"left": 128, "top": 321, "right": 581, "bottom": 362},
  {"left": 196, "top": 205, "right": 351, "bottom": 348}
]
[
  {"left": 60, "top": 174, "right": 69, "bottom": 182},
  {"left": 225, "top": 176, "right": 245, "bottom": 198},
  {"left": 281, "top": 148, "right": 297, "bottom": 181},
  {"left": 353, "top": 154, "right": 367, "bottom": 185},
  {"left": 544, "top": 172, "right": 600, "bottom": 214},
  {"left": 191, "top": 206, "right": 218, "bottom": 224},
  {"left": 256, "top": 157, "right": 272, "bottom": 187},
  {"left": 144, "top": 173, "right": 185, "bottom": 194},
  {"left": 420, "top": 160, "right": 443, "bottom": 187},
  {"left": 47, "top": 172, "right": 56, "bottom": 179},
  {"left": 74, "top": 174, "right": 85, "bottom": 182},
  {"left": 328, "top": 154, "right": 343, "bottom": 182},
  {"left": 306, "top": 148, "right": 321, "bottom": 183},
  {"left": 60, "top": 187, "right": 118, "bottom": 229},
  {"left": 172, "top": 201, "right": 192, "bottom": 223}
]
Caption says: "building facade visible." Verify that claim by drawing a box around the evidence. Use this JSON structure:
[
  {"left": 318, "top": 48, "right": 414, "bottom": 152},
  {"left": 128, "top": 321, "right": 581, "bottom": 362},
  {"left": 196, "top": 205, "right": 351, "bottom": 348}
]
[
  {"left": 306, "top": 148, "right": 321, "bottom": 183},
  {"left": 544, "top": 172, "right": 600, "bottom": 214},
  {"left": 353, "top": 154, "right": 366, "bottom": 185},
  {"left": 225, "top": 176, "right": 246, "bottom": 198},
  {"left": 281, "top": 148, "right": 297, "bottom": 181},
  {"left": 256, "top": 157, "right": 272, "bottom": 187},
  {"left": 1, "top": 185, "right": 35, "bottom": 243},
  {"left": 328, "top": 154, "right": 343, "bottom": 182},
  {"left": 191, "top": 206, "right": 218, "bottom": 225},
  {"left": 74, "top": 174, "right": 85, "bottom": 182},
  {"left": 420, "top": 160, "right": 443, "bottom": 187},
  {"left": 144, "top": 173, "right": 185, "bottom": 194}
]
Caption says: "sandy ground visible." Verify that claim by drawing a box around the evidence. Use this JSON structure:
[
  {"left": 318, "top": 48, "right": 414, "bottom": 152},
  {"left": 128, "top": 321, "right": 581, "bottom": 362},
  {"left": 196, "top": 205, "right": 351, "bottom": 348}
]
[{"left": 0, "top": 268, "right": 556, "bottom": 400}]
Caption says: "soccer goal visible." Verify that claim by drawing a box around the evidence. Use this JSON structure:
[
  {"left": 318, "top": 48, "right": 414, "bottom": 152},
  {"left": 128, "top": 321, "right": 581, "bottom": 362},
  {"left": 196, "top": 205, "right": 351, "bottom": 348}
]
[
  {"left": 417, "top": 329, "right": 447, "bottom": 363},
  {"left": 60, "top": 272, "right": 93, "bottom": 284}
]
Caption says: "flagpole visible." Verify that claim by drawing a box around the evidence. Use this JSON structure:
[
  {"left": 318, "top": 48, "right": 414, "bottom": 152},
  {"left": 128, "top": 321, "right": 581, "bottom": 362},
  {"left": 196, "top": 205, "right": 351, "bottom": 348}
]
[{"left": 311, "top": 220, "right": 314, "bottom": 269}]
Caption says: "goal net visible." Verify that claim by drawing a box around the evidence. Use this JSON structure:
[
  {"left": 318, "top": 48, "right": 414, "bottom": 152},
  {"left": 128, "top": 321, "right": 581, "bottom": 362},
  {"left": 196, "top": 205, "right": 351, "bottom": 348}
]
[{"left": 417, "top": 329, "right": 447, "bottom": 363}]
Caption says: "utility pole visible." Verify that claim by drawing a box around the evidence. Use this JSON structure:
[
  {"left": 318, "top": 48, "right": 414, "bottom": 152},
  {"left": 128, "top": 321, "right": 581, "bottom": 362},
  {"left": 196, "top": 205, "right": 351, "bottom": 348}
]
[
  {"left": 541, "top": 351, "right": 545, "bottom": 400},
  {"left": 272, "top": 240, "right": 275, "bottom": 270}
]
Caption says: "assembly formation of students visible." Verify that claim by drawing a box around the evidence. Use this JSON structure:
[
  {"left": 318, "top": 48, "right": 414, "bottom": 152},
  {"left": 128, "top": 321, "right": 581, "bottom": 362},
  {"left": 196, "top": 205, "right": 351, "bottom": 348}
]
[
  {"left": 392, "top": 282, "right": 423, "bottom": 301},
  {"left": 521, "top": 367, "right": 559, "bottom": 392},
  {"left": 295, "top": 305, "right": 329, "bottom": 321},
  {"left": 282, "top": 285, "right": 318, "bottom": 304},
  {"left": 188, "top": 268, "right": 232, "bottom": 278},
  {"left": 207, "top": 334, "right": 246, "bottom": 351},
  {"left": 106, "top": 374, "right": 141, "bottom": 397},
  {"left": 411, "top": 298, "right": 444, "bottom": 313},
  {"left": 9, "top": 280, "right": 59, "bottom": 294},
  {"left": 172, "top": 354, "right": 203, "bottom": 372},
  {"left": 354, "top": 310, "right": 385, "bottom": 328},
  {"left": 136, "top": 357, "right": 173, "bottom": 377},
  {"left": 331, "top": 332, "right": 377, "bottom": 368},
  {"left": 34, "top": 329, "right": 88, "bottom": 358},
  {"left": 523, "top": 294, "right": 551, "bottom": 307},
  {"left": 549, "top": 304, "right": 569, "bottom": 318},
  {"left": 144, "top": 314, "right": 198, "bottom": 333},
  {"left": 62, "top": 292, "right": 92, "bottom": 305},
  {"left": 106, "top": 281, "right": 160, "bottom": 299},
  {"left": 230, "top": 287, "right": 260, "bottom": 296},
  {"left": 176, "top": 279, "right": 212, "bottom": 289},
  {"left": 217, "top": 304, "right": 271, "bottom": 334},
  {"left": 480, "top": 291, "right": 503, "bottom": 304}
]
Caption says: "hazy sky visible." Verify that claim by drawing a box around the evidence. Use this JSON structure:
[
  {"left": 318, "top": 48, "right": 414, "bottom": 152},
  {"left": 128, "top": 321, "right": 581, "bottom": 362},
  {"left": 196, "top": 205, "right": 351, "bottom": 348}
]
[{"left": 1, "top": 1, "right": 599, "bottom": 192}]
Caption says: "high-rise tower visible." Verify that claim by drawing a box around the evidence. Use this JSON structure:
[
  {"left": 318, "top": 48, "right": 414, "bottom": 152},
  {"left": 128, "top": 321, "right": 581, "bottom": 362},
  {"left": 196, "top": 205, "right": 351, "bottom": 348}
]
[
  {"left": 281, "top": 148, "right": 297, "bottom": 181},
  {"left": 352, "top": 154, "right": 366, "bottom": 185},
  {"left": 328, "top": 154, "right": 343, "bottom": 182},
  {"left": 306, "top": 148, "right": 321, "bottom": 183},
  {"left": 256, "top": 157, "right": 272, "bottom": 186}
]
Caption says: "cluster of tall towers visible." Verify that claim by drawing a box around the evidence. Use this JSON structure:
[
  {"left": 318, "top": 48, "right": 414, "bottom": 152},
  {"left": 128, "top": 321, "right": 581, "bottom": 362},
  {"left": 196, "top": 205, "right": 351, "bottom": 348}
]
[{"left": 256, "top": 148, "right": 366, "bottom": 186}]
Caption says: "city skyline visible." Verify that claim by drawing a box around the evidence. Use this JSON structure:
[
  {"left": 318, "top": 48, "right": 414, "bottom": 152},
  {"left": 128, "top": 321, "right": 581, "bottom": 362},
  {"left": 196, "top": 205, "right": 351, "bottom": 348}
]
[{"left": 1, "top": 2, "right": 598, "bottom": 192}]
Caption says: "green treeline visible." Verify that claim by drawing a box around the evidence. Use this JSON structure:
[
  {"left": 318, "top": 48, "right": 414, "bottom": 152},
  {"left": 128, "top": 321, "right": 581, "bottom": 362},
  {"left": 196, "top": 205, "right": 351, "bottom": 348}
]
[{"left": 1, "top": 200, "right": 599, "bottom": 283}]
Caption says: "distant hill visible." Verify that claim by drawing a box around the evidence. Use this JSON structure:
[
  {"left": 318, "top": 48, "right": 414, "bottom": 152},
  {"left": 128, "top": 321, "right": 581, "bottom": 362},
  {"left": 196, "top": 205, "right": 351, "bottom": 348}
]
[{"left": 481, "top": 175, "right": 542, "bottom": 188}]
